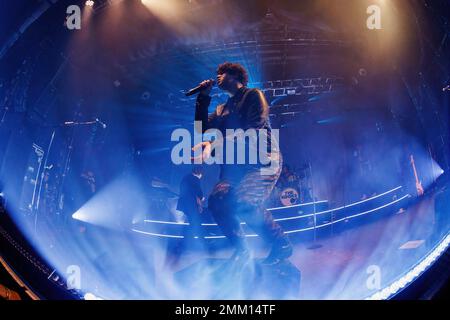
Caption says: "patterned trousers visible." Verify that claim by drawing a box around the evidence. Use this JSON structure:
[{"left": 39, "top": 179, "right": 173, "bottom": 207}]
[{"left": 208, "top": 155, "right": 287, "bottom": 249}]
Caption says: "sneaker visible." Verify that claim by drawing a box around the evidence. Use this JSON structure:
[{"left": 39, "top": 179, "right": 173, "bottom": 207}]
[{"left": 261, "top": 239, "right": 293, "bottom": 265}]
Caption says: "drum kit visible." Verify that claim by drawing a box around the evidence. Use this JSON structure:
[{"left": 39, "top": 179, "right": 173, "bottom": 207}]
[{"left": 272, "top": 164, "right": 313, "bottom": 207}]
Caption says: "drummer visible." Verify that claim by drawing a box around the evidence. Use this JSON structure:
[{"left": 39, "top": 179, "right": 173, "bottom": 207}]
[{"left": 277, "top": 164, "right": 298, "bottom": 188}]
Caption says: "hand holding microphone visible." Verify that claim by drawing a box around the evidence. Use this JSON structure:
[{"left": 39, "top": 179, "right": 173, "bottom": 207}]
[{"left": 185, "top": 79, "right": 215, "bottom": 96}]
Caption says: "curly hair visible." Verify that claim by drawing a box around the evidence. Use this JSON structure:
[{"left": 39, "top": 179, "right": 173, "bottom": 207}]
[{"left": 217, "top": 62, "right": 249, "bottom": 86}]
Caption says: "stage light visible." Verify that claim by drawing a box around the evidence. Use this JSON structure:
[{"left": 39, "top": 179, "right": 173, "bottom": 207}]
[
  {"left": 140, "top": 0, "right": 187, "bottom": 34},
  {"left": 72, "top": 211, "right": 82, "bottom": 221},
  {"left": 71, "top": 171, "right": 150, "bottom": 230},
  {"left": 0, "top": 192, "right": 5, "bottom": 213},
  {"left": 367, "top": 234, "right": 450, "bottom": 300},
  {"left": 84, "top": 292, "right": 102, "bottom": 300},
  {"left": 85, "top": 0, "right": 94, "bottom": 7}
]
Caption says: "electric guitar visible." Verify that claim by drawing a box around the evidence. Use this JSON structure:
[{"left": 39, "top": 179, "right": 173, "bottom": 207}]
[
  {"left": 151, "top": 178, "right": 179, "bottom": 197},
  {"left": 151, "top": 178, "right": 204, "bottom": 213},
  {"left": 410, "top": 155, "right": 424, "bottom": 196}
]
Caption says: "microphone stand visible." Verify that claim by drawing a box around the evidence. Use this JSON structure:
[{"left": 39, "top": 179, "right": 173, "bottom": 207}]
[
  {"left": 307, "top": 159, "right": 322, "bottom": 250},
  {"left": 63, "top": 120, "right": 97, "bottom": 127},
  {"left": 33, "top": 118, "right": 105, "bottom": 235}
]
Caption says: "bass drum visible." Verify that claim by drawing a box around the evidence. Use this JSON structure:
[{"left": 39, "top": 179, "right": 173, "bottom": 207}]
[{"left": 280, "top": 187, "right": 299, "bottom": 206}]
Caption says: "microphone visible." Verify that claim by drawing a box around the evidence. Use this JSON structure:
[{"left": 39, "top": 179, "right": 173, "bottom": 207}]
[
  {"left": 96, "top": 118, "right": 107, "bottom": 129},
  {"left": 443, "top": 85, "right": 450, "bottom": 92},
  {"left": 185, "top": 79, "right": 215, "bottom": 96}
]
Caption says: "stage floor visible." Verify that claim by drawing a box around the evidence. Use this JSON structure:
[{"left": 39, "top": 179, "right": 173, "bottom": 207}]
[
  {"left": 150, "top": 188, "right": 449, "bottom": 299},
  {"left": 15, "top": 184, "right": 448, "bottom": 300}
]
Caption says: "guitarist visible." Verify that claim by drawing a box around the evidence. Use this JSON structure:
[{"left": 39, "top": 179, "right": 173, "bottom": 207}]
[
  {"left": 177, "top": 166, "right": 205, "bottom": 219},
  {"left": 166, "top": 166, "right": 206, "bottom": 267}
]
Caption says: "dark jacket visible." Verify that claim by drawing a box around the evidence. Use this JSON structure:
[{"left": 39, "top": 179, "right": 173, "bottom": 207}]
[
  {"left": 195, "top": 87, "right": 279, "bottom": 181},
  {"left": 195, "top": 87, "right": 271, "bottom": 134}
]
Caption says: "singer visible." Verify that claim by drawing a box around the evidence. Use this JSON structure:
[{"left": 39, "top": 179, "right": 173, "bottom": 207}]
[{"left": 193, "top": 62, "right": 292, "bottom": 266}]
